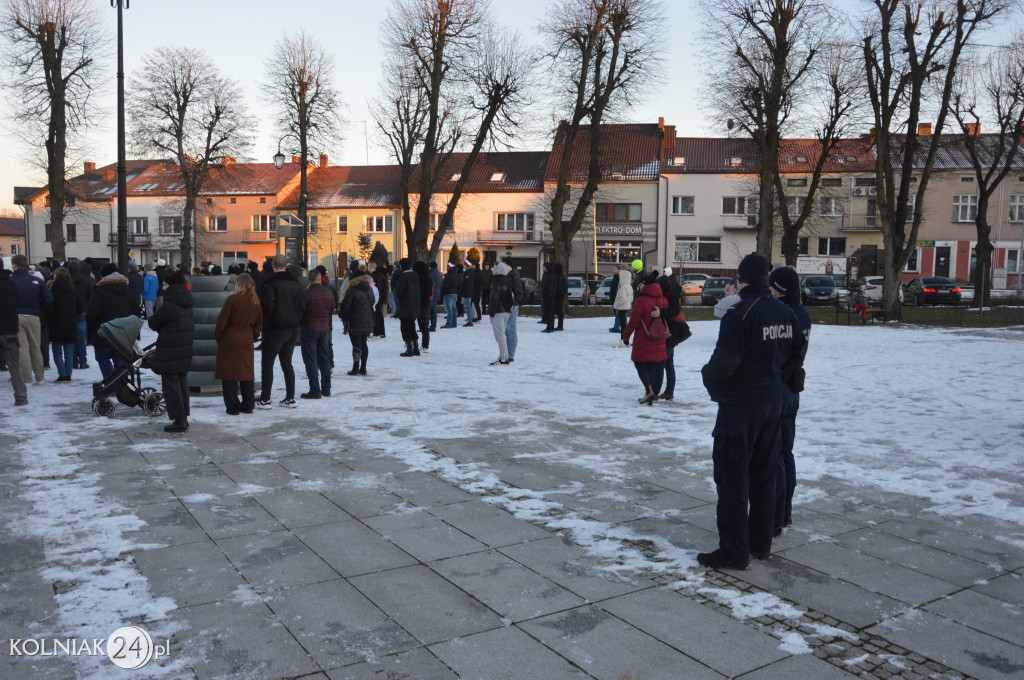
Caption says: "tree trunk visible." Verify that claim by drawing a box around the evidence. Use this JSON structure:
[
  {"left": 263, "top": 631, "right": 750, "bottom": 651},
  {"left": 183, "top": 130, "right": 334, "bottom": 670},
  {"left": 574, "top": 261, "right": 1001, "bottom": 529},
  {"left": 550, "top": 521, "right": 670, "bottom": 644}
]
[
  {"left": 46, "top": 98, "right": 68, "bottom": 262},
  {"left": 780, "top": 225, "right": 800, "bottom": 267},
  {"left": 180, "top": 194, "right": 196, "bottom": 270},
  {"left": 973, "top": 209, "right": 993, "bottom": 309},
  {"left": 881, "top": 235, "right": 903, "bottom": 318}
]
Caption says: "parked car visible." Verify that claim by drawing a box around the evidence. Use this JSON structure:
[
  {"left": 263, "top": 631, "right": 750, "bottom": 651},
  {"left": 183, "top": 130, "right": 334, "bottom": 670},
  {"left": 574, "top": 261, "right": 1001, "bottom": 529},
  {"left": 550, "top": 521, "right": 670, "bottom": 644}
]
[
  {"left": 862, "top": 276, "right": 903, "bottom": 303},
  {"left": 567, "top": 276, "right": 586, "bottom": 304},
  {"left": 701, "top": 277, "right": 736, "bottom": 306},
  {"left": 573, "top": 273, "right": 604, "bottom": 295},
  {"left": 801, "top": 275, "right": 838, "bottom": 305},
  {"left": 680, "top": 273, "right": 711, "bottom": 295},
  {"left": 595, "top": 276, "right": 615, "bottom": 304},
  {"left": 521, "top": 277, "right": 539, "bottom": 304},
  {"left": 903, "top": 276, "right": 962, "bottom": 306}
]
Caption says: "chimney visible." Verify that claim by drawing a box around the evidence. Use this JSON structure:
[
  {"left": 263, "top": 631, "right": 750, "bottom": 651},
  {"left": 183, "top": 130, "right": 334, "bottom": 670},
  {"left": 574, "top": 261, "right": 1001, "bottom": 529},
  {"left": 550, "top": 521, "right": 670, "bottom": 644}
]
[
  {"left": 918, "top": 122, "right": 932, "bottom": 137},
  {"left": 84, "top": 162, "right": 96, "bottom": 174},
  {"left": 657, "top": 117, "right": 664, "bottom": 130},
  {"left": 965, "top": 122, "right": 980, "bottom": 136},
  {"left": 319, "top": 153, "right": 328, "bottom": 168},
  {"left": 222, "top": 156, "right": 236, "bottom": 166},
  {"left": 870, "top": 127, "right": 876, "bottom": 145},
  {"left": 292, "top": 156, "right": 301, "bottom": 164},
  {"left": 102, "top": 169, "right": 115, "bottom": 182}
]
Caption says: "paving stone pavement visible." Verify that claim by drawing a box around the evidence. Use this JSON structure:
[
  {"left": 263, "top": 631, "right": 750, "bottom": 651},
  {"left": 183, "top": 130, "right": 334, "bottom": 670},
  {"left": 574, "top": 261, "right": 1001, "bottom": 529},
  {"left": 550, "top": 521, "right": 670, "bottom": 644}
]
[{"left": 2, "top": 399, "right": 1023, "bottom": 680}]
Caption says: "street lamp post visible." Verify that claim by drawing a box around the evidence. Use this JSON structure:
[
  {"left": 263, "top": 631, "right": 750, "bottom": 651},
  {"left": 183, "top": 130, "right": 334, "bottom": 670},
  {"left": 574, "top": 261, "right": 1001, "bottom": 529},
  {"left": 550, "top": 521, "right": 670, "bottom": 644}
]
[
  {"left": 273, "top": 134, "right": 308, "bottom": 266},
  {"left": 112, "top": 0, "right": 130, "bottom": 273}
]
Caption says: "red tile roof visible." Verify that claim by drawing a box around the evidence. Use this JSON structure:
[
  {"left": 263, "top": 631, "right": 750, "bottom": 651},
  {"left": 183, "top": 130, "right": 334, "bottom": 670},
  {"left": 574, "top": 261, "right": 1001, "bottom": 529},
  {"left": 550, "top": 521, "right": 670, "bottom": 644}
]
[
  {"left": 544, "top": 123, "right": 667, "bottom": 182},
  {"left": 14, "top": 160, "right": 167, "bottom": 203},
  {"left": 662, "top": 137, "right": 877, "bottom": 174},
  {"left": 410, "top": 151, "right": 550, "bottom": 194},
  {"left": 278, "top": 165, "right": 404, "bottom": 209},
  {"left": 0, "top": 217, "right": 24, "bottom": 236},
  {"left": 200, "top": 162, "right": 304, "bottom": 196}
]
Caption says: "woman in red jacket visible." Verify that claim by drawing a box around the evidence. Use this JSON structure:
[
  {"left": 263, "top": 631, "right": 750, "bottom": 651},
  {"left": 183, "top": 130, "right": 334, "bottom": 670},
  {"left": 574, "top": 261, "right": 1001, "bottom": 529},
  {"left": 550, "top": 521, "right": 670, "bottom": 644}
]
[{"left": 622, "top": 272, "right": 669, "bottom": 405}]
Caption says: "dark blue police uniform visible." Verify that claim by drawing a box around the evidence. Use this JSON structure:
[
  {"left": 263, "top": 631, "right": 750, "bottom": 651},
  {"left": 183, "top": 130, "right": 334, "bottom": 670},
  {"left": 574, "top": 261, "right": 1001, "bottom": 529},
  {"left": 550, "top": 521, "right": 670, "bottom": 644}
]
[{"left": 699, "top": 257, "right": 806, "bottom": 569}]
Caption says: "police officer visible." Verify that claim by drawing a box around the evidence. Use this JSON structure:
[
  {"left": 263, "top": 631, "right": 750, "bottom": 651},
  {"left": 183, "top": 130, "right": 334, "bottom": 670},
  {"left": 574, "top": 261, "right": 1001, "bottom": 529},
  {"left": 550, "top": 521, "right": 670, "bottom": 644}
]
[
  {"left": 768, "top": 266, "right": 811, "bottom": 536},
  {"left": 698, "top": 253, "right": 806, "bottom": 569}
]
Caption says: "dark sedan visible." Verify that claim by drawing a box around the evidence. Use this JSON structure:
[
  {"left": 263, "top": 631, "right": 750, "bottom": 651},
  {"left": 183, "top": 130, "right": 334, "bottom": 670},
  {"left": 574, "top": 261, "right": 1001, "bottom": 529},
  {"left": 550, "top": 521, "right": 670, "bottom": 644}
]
[
  {"left": 801, "top": 276, "right": 838, "bottom": 305},
  {"left": 903, "top": 277, "right": 962, "bottom": 306},
  {"left": 701, "top": 277, "right": 735, "bottom": 305}
]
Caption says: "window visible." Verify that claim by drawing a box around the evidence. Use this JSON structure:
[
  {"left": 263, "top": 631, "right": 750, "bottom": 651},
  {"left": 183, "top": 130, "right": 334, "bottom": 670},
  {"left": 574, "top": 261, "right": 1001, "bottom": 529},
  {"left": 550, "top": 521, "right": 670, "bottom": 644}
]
[
  {"left": 337, "top": 216, "right": 347, "bottom": 233},
  {"left": 159, "top": 216, "right": 182, "bottom": 235},
  {"left": 905, "top": 195, "right": 917, "bottom": 222},
  {"left": 308, "top": 216, "right": 318, "bottom": 234},
  {"left": 92, "top": 224, "right": 101, "bottom": 242},
  {"left": 596, "top": 203, "right": 642, "bottom": 222},
  {"left": 44, "top": 223, "right": 53, "bottom": 241},
  {"left": 128, "top": 217, "right": 148, "bottom": 234},
  {"left": 449, "top": 173, "right": 461, "bottom": 182},
  {"left": 820, "top": 197, "right": 845, "bottom": 216},
  {"left": 722, "top": 196, "right": 756, "bottom": 215},
  {"left": 208, "top": 215, "right": 227, "bottom": 232},
  {"left": 854, "top": 177, "right": 876, "bottom": 186},
  {"left": 10, "top": 243, "right": 20, "bottom": 255},
  {"left": 251, "top": 215, "right": 276, "bottom": 232},
  {"left": 1009, "top": 195, "right": 1024, "bottom": 223},
  {"left": 230, "top": 197, "right": 237, "bottom": 204},
  {"left": 597, "top": 241, "right": 641, "bottom": 264},
  {"left": 1007, "top": 249, "right": 1021, "bottom": 274},
  {"left": 960, "top": 176, "right": 975, "bottom": 183},
  {"left": 66, "top": 224, "right": 77, "bottom": 242},
  {"left": 260, "top": 197, "right": 267, "bottom": 204},
  {"left": 671, "top": 196, "right": 694, "bottom": 215},
  {"left": 489, "top": 172, "right": 505, "bottom": 182},
  {"left": 496, "top": 213, "right": 534, "bottom": 231},
  {"left": 366, "top": 215, "right": 393, "bottom": 233},
  {"left": 786, "top": 196, "right": 807, "bottom": 216},
  {"left": 951, "top": 194, "right": 978, "bottom": 223},
  {"left": 675, "top": 236, "right": 721, "bottom": 263},
  {"left": 206, "top": 198, "right": 212, "bottom": 204},
  {"left": 429, "top": 214, "right": 444, "bottom": 232},
  {"left": 817, "top": 237, "right": 846, "bottom": 256},
  {"left": 787, "top": 178, "right": 808, "bottom": 187},
  {"left": 905, "top": 248, "right": 920, "bottom": 273},
  {"left": 798, "top": 237, "right": 809, "bottom": 256},
  {"left": 821, "top": 178, "right": 842, "bottom": 187}
]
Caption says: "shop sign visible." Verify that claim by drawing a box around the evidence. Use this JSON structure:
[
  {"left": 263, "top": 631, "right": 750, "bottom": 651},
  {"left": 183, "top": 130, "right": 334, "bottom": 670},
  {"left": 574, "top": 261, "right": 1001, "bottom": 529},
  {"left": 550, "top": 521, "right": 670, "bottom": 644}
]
[
  {"left": 796, "top": 256, "right": 847, "bottom": 275},
  {"left": 596, "top": 224, "right": 643, "bottom": 236}
]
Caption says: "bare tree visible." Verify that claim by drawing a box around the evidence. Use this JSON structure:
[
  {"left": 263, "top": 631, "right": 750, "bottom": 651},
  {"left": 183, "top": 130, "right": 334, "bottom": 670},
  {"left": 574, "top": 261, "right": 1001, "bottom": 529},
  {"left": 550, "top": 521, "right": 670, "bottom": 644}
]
[
  {"left": 0, "top": 0, "right": 105, "bottom": 261},
  {"left": 128, "top": 46, "right": 256, "bottom": 269},
  {"left": 380, "top": 0, "right": 533, "bottom": 262},
  {"left": 263, "top": 30, "right": 343, "bottom": 266},
  {"left": 862, "top": 0, "right": 1011, "bottom": 317},
  {"left": 544, "top": 0, "right": 664, "bottom": 272},
  {"left": 947, "top": 33, "right": 1024, "bottom": 307},
  {"left": 701, "top": 0, "right": 844, "bottom": 258}
]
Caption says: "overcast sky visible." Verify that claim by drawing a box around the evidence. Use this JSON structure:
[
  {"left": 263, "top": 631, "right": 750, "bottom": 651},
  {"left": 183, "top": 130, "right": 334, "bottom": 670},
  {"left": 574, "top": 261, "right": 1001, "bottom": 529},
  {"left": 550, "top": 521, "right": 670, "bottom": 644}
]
[{"left": 1, "top": 0, "right": 1018, "bottom": 216}]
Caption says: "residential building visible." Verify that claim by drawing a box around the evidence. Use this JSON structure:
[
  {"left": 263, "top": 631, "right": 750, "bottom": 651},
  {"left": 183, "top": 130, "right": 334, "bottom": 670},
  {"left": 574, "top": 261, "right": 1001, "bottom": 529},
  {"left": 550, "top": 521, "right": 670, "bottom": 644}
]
[
  {"left": 0, "top": 216, "right": 25, "bottom": 263},
  {"left": 277, "top": 159, "right": 403, "bottom": 275}
]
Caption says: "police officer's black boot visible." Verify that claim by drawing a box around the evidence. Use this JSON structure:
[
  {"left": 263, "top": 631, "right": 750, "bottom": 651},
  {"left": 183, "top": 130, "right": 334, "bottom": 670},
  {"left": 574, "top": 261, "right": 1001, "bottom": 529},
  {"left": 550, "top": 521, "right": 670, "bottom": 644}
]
[
  {"left": 412, "top": 339, "right": 421, "bottom": 356},
  {"left": 400, "top": 341, "right": 415, "bottom": 357},
  {"left": 348, "top": 349, "right": 361, "bottom": 376}
]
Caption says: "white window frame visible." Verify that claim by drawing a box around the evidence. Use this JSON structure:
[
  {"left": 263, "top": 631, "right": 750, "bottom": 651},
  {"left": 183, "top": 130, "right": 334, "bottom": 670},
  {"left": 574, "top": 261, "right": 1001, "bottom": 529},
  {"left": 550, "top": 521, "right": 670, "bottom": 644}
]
[
  {"left": 787, "top": 195, "right": 808, "bottom": 217},
  {"left": 159, "top": 216, "right": 183, "bottom": 235},
  {"left": 337, "top": 216, "right": 348, "bottom": 234},
  {"left": 817, "top": 237, "right": 846, "bottom": 256},
  {"left": 208, "top": 215, "right": 227, "bottom": 232},
  {"left": 366, "top": 215, "right": 393, "bottom": 233},
  {"left": 722, "top": 196, "right": 756, "bottom": 215},
  {"left": 128, "top": 217, "right": 148, "bottom": 235},
  {"left": 308, "top": 216, "right": 318, "bottom": 234},
  {"left": 496, "top": 213, "right": 534, "bottom": 231},
  {"left": 251, "top": 214, "right": 276, "bottom": 232},
  {"left": 671, "top": 196, "right": 694, "bottom": 215},
  {"left": 1006, "top": 248, "right": 1021, "bottom": 274},
  {"left": 905, "top": 247, "right": 921, "bottom": 273},
  {"left": 1009, "top": 194, "right": 1024, "bottom": 223},
  {"left": 674, "top": 235, "right": 721, "bottom": 263},
  {"left": 951, "top": 194, "right": 978, "bottom": 223},
  {"left": 820, "top": 196, "right": 845, "bottom": 217}
]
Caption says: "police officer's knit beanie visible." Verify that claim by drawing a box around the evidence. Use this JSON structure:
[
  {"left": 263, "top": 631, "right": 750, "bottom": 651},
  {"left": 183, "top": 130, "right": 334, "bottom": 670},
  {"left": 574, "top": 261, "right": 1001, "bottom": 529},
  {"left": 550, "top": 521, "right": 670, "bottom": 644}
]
[
  {"left": 165, "top": 270, "right": 187, "bottom": 287},
  {"left": 769, "top": 266, "right": 800, "bottom": 295},
  {"left": 736, "top": 253, "right": 770, "bottom": 286}
]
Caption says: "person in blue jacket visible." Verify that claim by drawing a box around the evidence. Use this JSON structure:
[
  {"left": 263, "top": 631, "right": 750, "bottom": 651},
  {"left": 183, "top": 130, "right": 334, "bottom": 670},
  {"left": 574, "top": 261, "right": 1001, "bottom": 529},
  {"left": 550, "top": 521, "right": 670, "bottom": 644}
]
[{"left": 698, "top": 253, "right": 806, "bottom": 570}]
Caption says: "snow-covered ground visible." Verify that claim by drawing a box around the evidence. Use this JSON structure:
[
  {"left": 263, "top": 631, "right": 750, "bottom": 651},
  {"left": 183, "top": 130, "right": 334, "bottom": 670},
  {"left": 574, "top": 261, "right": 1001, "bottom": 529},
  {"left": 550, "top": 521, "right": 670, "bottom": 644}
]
[{"left": 5, "top": 314, "right": 1024, "bottom": 677}]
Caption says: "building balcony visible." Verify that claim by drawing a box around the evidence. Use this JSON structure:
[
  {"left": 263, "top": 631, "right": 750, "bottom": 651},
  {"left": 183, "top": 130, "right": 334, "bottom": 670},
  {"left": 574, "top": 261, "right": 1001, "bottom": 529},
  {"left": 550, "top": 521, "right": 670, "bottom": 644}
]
[
  {"left": 201, "top": 229, "right": 279, "bottom": 244},
  {"left": 723, "top": 215, "right": 757, "bottom": 229},
  {"left": 107, "top": 232, "right": 152, "bottom": 246},
  {"left": 839, "top": 214, "right": 881, "bottom": 231},
  {"left": 476, "top": 229, "right": 546, "bottom": 244}
]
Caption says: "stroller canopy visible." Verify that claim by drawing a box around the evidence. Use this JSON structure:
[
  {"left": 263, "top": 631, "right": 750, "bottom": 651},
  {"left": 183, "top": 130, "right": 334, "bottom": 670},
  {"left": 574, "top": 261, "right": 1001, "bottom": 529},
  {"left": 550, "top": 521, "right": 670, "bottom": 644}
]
[{"left": 97, "top": 315, "right": 143, "bottom": 359}]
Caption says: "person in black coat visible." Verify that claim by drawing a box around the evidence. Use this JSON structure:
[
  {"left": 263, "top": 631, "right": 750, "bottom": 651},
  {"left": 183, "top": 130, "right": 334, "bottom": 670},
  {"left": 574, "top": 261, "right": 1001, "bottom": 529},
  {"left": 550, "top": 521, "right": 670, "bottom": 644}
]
[
  {"left": 440, "top": 263, "right": 460, "bottom": 328},
  {"left": 339, "top": 271, "right": 374, "bottom": 375},
  {"left": 148, "top": 270, "right": 194, "bottom": 432},
  {"left": 460, "top": 261, "right": 477, "bottom": 326},
  {"left": 472, "top": 261, "right": 484, "bottom": 320},
  {"left": 539, "top": 261, "right": 554, "bottom": 327},
  {"left": 259, "top": 254, "right": 306, "bottom": 408},
  {"left": 47, "top": 268, "right": 85, "bottom": 381},
  {"left": 247, "top": 261, "right": 265, "bottom": 301},
  {"left": 413, "top": 261, "right": 433, "bottom": 353},
  {"left": 126, "top": 263, "right": 144, "bottom": 314},
  {"left": 86, "top": 264, "right": 139, "bottom": 379},
  {"left": 369, "top": 261, "right": 389, "bottom": 338},
  {"left": 395, "top": 258, "right": 422, "bottom": 356},
  {"left": 0, "top": 265, "right": 28, "bottom": 405}
]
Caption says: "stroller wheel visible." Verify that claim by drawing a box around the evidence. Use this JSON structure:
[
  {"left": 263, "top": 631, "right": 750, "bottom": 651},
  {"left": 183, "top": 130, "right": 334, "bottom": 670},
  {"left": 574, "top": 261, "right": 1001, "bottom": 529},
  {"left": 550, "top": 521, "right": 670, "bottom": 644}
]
[
  {"left": 143, "top": 391, "right": 167, "bottom": 417},
  {"left": 92, "top": 397, "right": 115, "bottom": 417}
]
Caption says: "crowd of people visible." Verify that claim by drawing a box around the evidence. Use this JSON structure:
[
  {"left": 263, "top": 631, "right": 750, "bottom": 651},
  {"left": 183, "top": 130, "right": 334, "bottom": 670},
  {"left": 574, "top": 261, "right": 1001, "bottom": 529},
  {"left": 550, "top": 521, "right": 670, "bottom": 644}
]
[{"left": 3, "top": 250, "right": 812, "bottom": 575}]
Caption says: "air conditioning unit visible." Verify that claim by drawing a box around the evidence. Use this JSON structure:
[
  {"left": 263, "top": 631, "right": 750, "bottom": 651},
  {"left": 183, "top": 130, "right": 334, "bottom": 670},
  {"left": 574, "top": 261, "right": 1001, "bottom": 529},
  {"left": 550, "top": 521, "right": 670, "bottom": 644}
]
[
  {"left": 868, "top": 187, "right": 877, "bottom": 195},
  {"left": 853, "top": 188, "right": 865, "bottom": 196}
]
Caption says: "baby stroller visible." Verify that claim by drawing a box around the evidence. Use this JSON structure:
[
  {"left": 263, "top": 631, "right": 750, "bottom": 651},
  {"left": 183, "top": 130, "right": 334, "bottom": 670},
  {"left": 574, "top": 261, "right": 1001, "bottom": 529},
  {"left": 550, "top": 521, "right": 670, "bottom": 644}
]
[{"left": 91, "top": 315, "right": 167, "bottom": 418}]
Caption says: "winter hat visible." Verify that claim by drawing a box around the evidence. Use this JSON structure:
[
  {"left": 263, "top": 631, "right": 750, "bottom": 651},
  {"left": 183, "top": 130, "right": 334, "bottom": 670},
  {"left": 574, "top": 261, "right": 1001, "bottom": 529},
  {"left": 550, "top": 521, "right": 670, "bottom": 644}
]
[
  {"left": 494, "top": 262, "right": 510, "bottom": 276},
  {"left": 127, "top": 263, "right": 138, "bottom": 272},
  {"left": 165, "top": 270, "right": 187, "bottom": 287},
  {"left": 663, "top": 266, "right": 673, "bottom": 276},
  {"left": 736, "top": 253, "right": 770, "bottom": 286},
  {"left": 157, "top": 258, "right": 167, "bottom": 267},
  {"left": 67, "top": 260, "right": 81, "bottom": 274},
  {"left": 769, "top": 266, "right": 800, "bottom": 296},
  {"left": 100, "top": 263, "right": 118, "bottom": 277},
  {"left": 631, "top": 259, "right": 643, "bottom": 273},
  {"left": 399, "top": 257, "right": 411, "bottom": 270}
]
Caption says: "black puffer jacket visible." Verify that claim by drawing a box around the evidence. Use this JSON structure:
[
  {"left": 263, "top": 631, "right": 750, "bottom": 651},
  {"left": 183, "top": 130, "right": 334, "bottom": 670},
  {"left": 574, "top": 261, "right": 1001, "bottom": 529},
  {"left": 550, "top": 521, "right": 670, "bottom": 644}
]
[
  {"left": 47, "top": 278, "right": 85, "bottom": 344},
  {"left": 395, "top": 269, "right": 421, "bottom": 320},
  {"left": 340, "top": 274, "right": 375, "bottom": 335},
  {"left": 262, "top": 270, "right": 305, "bottom": 330},
  {"left": 148, "top": 283, "right": 194, "bottom": 375},
  {"left": 86, "top": 275, "right": 138, "bottom": 345}
]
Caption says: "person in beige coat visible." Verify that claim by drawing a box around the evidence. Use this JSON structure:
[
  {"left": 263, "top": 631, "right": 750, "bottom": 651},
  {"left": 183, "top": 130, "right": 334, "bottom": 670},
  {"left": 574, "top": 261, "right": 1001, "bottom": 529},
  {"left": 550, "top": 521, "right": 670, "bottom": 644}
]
[
  {"left": 612, "top": 266, "right": 634, "bottom": 334},
  {"left": 214, "top": 274, "right": 263, "bottom": 415}
]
